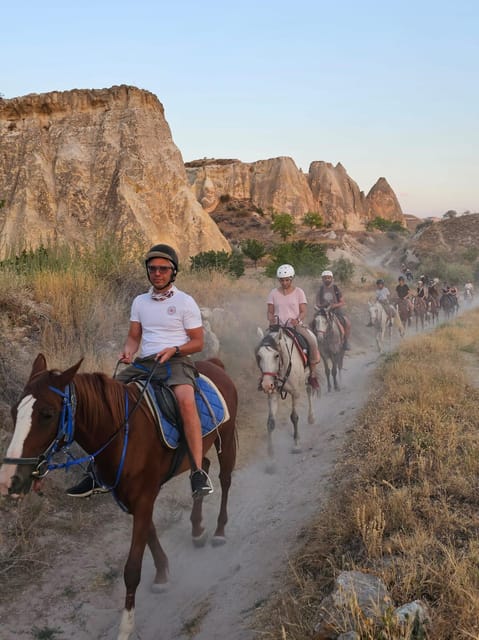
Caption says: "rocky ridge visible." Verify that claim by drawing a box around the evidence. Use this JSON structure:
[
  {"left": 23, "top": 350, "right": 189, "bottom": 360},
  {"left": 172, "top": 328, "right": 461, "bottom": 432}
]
[
  {"left": 186, "top": 157, "right": 405, "bottom": 231},
  {"left": 0, "top": 85, "right": 230, "bottom": 260}
]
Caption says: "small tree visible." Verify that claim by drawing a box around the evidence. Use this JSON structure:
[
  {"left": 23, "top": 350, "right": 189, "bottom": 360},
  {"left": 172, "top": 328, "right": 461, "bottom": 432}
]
[
  {"left": 189, "top": 250, "right": 244, "bottom": 278},
  {"left": 443, "top": 210, "right": 458, "bottom": 219},
  {"left": 241, "top": 239, "right": 266, "bottom": 268},
  {"left": 302, "top": 211, "right": 324, "bottom": 229},
  {"left": 266, "top": 241, "right": 328, "bottom": 277},
  {"left": 331, "top": 257, "right": 355, "bottom": 284},
  {"left": 271, "top": 212, "right": 296, "bottom": 241}
]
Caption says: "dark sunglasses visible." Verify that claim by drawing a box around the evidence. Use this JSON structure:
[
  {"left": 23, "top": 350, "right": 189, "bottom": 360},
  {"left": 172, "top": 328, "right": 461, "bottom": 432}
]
[{"left": 147, "top": 265, "right": 173, "bottom": 274}]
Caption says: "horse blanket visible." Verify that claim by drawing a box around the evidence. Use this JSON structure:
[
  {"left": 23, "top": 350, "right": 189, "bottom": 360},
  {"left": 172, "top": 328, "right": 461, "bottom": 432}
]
[{"left": 136, "top": 374, "right": 229, "bottom": 449}]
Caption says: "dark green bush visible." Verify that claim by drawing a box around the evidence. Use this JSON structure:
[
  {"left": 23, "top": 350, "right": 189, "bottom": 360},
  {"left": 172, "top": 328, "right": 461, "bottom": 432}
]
[
  {"left": 189, "top": 250, "right": 244, "bottom": 278},
  {"left": 265, "top": 241, "right": 328, "bottom": 277}
]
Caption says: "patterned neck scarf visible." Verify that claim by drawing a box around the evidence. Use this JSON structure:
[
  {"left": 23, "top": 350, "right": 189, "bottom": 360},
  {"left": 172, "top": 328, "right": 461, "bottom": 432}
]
[{"left": 149, "top": 286, "right": 175, "bottom": 302}]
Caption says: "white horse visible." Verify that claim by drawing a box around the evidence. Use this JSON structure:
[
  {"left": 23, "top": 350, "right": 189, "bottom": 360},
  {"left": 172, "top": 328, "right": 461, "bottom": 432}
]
[
  {"left": 368, "top": 301, "right": 405, "bottom": 353},
  {"left": 255, "top": 327, "right": 315, "bottom": 465}
]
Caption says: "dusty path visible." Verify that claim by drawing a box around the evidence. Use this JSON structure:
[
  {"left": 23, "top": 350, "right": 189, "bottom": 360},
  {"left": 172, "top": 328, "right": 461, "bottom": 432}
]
[{"left": 1, "top": 342, "right": 381, "bottom": 640}]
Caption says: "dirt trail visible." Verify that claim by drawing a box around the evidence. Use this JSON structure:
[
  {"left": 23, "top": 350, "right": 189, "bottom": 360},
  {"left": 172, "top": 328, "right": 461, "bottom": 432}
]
[{"left": 0, "top": 337, "right": 383, "bottom": 640}]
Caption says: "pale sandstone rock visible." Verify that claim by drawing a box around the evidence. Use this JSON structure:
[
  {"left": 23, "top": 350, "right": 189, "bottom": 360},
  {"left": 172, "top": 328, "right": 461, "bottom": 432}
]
[
  {"left": 365, "top": 177, "right": 404, "bottom": 221},
  {"left": 0, "top": 85, "right": 230, "bottom": 260},
  {"left": 186, "top": 156, "right": 316, "bottom": 218},
  {"left": 187, "top": 158, "right": 405, "bottom": 230}
]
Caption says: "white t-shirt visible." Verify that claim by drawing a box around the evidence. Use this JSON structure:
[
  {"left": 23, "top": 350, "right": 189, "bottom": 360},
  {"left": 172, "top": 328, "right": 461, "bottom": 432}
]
[
  {"left": 267, "top": 287, "right": 307, "bottom": 325},
  {"left": 375, "top": 287, "right": 391, "bottom": 302},
  {"left": 130, "top": 286, "right": 202, "bottom": 358}
]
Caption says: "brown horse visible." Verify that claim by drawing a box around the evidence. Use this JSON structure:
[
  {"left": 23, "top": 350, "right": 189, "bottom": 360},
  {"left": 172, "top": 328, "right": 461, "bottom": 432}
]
[
  {"left": 395, "top": 297, "right": 412, "bottom": 331},
  {"left": 0, "top": 354, "right": 238, "bottom": 640},
  {"left": 413, "top": 295, "right": 427, "bottom": 331}
]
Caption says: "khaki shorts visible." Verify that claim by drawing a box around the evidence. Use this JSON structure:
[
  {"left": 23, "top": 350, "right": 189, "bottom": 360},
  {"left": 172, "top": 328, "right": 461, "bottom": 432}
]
[{"left": 115, "top": 355, "right": 198, "bottom": 387}]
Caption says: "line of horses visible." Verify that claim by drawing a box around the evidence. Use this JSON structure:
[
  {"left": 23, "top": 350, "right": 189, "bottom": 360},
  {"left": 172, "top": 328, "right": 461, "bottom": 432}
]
[{"left": 0, "top": 286, "right": 466, "bottom": 638}]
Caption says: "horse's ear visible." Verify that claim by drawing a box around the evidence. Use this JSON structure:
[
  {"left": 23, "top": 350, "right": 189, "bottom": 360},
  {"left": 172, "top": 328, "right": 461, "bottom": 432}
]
[
  {"left": 54, "top": 358, "right": 84, "bottom": 388},
  {"left": 30, "top": 354, "right": 47, "bottom": 380},
  {"left": 257, "top": 327, "right": 265, "bottom": 340}
]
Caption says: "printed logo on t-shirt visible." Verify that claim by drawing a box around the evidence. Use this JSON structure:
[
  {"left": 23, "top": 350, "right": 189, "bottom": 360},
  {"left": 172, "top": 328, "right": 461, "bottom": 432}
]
[{"left": 167, "top": 305, "right": 176, "bottom": 315}]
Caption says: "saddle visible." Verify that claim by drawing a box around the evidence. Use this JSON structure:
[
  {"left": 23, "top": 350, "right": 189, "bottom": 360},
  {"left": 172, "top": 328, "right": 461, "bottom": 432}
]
[
  {"left": 281, "top": 326, "right": 309, "bottom": 367},
  {"left": 133, "top": 375, "right": 229, "bottom": 450}
]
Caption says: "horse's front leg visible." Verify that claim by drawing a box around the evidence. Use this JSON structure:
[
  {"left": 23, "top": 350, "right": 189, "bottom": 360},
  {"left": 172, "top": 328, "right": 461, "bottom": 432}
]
[
  {"left": 266, "top": 393, "right": 278, "bottom": 472},
  {"left": 332, "top": 359, "right": 340, "bottom": 391},
  {"left": 147, "top": 520, "right": 169, "bottom": 592},
  {"left": 324, "top": 360, "right": 332, "bottom": 392},
  {"left": 306, "top": 384, "right": 314, "bottom": 425},
  {"left": 267, "top": 393, "right": 278, "bottom": 457},
  {"left": 118, "top": 503, "right": 154, "bottom": 640},
  {"left": 290, "top": 394, "right": 301, "bottom": 453}
]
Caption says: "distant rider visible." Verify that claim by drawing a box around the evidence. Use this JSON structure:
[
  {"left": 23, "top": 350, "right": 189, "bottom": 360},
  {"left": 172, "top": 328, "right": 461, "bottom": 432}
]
[
  {"left": 267, "top": 264, "right": 321, "bottom": 390},
  {"left": 464, "top": 281, "right": 474, "bottom": 300},
  {"left": 395, "top": 275, "right": 413, "bottom": 318},
  {"left": 315, "top": 270, "right": 351, "bottom": 350},
  {"left": 373, "top": 278, "right": 395, "bottom": 321}
]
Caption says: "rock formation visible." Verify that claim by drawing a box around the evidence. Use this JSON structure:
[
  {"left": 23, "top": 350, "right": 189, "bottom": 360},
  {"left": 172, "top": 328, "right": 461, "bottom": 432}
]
[
  {"left": 308, "top": 161, "right": 367, "bottom": 230},
  {"left": 0, "top": 85, "right": 230, "bottom": 260},
  {"left": 186, "top": 156, "right": 315, "bottom": 217},
  {"left": 365, "top": 177, "right": 404, "bottom": 221},
  {"left": 186, "top": 158, "right": 405, "bottom": 231}
]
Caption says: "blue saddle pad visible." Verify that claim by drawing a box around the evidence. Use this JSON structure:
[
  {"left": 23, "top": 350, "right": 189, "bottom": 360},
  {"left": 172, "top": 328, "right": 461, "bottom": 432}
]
[{"left": 136, "top": 374, "right": 229, "bottom": 450}]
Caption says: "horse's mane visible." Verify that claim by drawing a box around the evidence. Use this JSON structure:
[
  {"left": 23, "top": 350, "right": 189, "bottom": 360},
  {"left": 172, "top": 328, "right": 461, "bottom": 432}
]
[
  {"left": 73, "top": 372, "right": 128, "bottom": 426},
  {"left": 255, "top": 332, "right": 278, "bottom": 356}
]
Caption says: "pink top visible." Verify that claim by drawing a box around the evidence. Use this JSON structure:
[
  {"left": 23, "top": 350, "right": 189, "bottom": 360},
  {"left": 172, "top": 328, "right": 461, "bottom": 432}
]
[{"left": 267, "top": 287, "right": 307, "bottom": 325}]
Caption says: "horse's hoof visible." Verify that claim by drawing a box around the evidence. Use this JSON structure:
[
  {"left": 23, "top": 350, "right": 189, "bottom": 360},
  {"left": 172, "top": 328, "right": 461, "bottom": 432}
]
[
  {"left": 308, "top": 416, "right": 314, "bottom": 425},
  {"left": 291, "top": 445, "right": 302, "bottom": 454},
  {"left": 192, "top": 530, "right": 208, "bottom": 548},
  {"left": 265, "top": 461, "right": 276, "bottom": 474},
  {"left": 211, "top": 535, "right": 227, "bottom": 547},
  {"left": 151, "top": 581, "right": 169, "bottom": 593}
]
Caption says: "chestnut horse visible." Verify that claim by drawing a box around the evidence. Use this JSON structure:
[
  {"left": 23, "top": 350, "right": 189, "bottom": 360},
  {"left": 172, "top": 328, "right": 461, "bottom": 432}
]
[{"left": 0, "top": 354, "right": 238, "bottom": 640}]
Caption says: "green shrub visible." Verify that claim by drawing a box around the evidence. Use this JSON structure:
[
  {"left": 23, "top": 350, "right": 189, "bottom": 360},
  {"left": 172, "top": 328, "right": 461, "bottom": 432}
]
[
  {"left": 366, "top": 216, "right": 406, "bottom": 232},
  {"left": 462, "top": 247, "right": 479, "bottom": 263},
  {"left": 271, "top": 212, "right": 296, "bottom": 240},
  {"left": 302, "top": 211, "right": 324, "bottom": 229},
  {"left": 241, "top": 239, "right": 267, "bottom": 267},
  {"left": 265, "top": 241, "right": 328, "bottom": 277},
  {"left": 330, "top": 257, "right": 355, "bottom": 284},
  {"left": 189, "top": 250, "right": 244, "bottom": 278}
]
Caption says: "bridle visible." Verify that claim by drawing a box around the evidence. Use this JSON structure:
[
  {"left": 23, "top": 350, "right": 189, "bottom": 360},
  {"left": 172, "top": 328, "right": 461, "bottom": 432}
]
[
  {"left": 2, "top": 383, "right": 131, "bottom": 489},
  {"left": 256, "top": 331, "right": 293, "bottom": 398}
]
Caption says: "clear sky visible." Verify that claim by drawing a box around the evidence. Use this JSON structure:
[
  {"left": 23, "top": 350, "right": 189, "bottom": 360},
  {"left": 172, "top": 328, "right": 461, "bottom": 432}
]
[{"left": 2, "top": 0, "right": 478, "bottom": 217}]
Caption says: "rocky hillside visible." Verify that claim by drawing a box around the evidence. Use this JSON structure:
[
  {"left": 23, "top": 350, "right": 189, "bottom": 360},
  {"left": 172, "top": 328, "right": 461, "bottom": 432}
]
[
  {"left": 408, "top": 213, "right": 479, "bottom": 262},
  {"left": 186, "top": 158, "right": 405, "bottom": 231},
  {"left": 0, "top": 86, "right": 230, "bottom": 260}
]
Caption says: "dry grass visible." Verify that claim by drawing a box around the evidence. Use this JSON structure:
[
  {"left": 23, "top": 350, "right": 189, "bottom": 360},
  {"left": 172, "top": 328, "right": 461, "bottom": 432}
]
[{"left": 256, "top": 309, "right": 479, "bottom": 639}]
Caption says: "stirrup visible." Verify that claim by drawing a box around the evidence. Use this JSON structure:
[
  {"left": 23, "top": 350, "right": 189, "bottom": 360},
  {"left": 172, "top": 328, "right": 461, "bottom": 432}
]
[
  {"left": 190, "top": 469, "right": 214, "bottom": 500},
  {"left": 66, "top": 474, "right": 109, "bottom": 498}
]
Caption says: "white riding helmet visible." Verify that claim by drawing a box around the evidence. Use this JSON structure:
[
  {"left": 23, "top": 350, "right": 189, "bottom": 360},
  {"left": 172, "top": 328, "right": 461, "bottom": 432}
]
[
  {"left": 321, "top": 270, "right": 333, "bottom": 277},
  {"left": 277, "top": 264, "right": 295, "bottom": 279}
]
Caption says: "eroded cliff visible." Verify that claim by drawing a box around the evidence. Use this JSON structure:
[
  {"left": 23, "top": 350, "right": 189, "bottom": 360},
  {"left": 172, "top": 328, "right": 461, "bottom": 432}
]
[{"left": 0, "top": 85, "right": 230, "bottom": 259}]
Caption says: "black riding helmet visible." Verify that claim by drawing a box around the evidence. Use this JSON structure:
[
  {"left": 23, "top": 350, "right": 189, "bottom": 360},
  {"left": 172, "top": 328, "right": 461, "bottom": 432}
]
[{"left": 144, "top": 244, "right": 179, "bottom": 287}]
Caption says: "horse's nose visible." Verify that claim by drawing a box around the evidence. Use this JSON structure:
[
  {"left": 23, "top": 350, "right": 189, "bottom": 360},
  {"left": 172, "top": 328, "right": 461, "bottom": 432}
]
[
  {"left": 261, "top": 377, "right": 275, "bottom": 393},
  {"left": 9, "top": 474, "right": 28, "bottom": 496}
]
